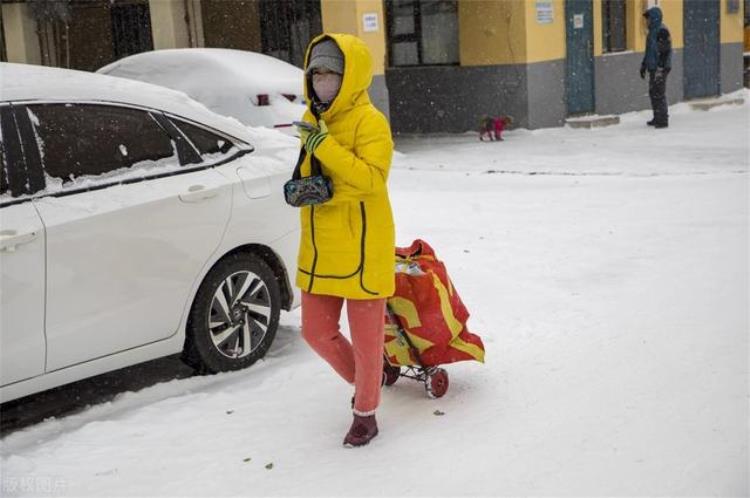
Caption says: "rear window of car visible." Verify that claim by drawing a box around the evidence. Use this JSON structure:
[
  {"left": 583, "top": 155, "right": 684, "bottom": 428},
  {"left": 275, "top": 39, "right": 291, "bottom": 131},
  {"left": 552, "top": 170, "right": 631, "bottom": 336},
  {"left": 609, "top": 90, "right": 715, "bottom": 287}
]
[
  {"left": 172, "top": 119, "right": 235, "bottom": 158},
  {"left": 0, "top": 141, "right": 8, "bottom": 197},
  {"left": 27, "top": 104, "right": 178, "bottom": 185}
]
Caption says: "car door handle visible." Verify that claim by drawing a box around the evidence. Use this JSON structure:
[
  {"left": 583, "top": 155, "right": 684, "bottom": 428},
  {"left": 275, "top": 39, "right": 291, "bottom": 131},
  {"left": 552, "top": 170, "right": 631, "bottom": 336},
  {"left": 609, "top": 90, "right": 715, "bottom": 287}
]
[
  {"left": 179, "top": 185, "right": 220, "bottom": 203},
  {"left": 0, "top": 230, "right": 40, "bottom": 252}
]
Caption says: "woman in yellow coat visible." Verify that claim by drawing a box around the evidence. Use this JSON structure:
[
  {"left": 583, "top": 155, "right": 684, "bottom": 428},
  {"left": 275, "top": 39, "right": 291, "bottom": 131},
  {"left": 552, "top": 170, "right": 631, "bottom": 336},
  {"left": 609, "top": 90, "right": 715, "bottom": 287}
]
[{"left": 294, "top": 33, "right": 394, "bottom": 447}]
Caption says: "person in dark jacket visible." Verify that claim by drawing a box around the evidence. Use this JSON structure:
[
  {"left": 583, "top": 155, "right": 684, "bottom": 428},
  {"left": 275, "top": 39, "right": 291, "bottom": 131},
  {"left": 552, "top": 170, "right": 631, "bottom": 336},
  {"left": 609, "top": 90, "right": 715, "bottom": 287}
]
[{"left": 640, "top": 6, "right": 672, "bottom": 128}]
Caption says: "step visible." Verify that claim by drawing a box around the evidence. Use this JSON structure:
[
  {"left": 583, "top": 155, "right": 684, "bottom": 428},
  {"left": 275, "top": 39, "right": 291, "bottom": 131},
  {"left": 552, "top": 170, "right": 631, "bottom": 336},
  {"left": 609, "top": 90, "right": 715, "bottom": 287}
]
[
  {"left": 689, "top": 97, "right": 745, "bottom": 111},
  {"left": 565, "top": 115, "right": 621, "bottom": 129}
]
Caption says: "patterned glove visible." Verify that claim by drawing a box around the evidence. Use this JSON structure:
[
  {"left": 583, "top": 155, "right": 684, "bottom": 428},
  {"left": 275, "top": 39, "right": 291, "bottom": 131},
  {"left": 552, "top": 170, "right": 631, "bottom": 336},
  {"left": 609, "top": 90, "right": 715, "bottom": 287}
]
[
  {"left": 296, "top": 124, "right": 312, "bottom": 143},
  {"left": 303, "top": 120, "right": 328, "bottom": 155}
]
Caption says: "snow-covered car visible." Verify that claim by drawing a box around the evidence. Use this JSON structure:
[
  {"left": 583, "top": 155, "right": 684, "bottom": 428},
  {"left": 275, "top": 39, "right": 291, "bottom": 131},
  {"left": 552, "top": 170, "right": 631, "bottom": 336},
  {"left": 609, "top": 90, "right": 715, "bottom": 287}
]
[
  {"left": 0, "top": 63, "right": 301, "bottom": 403},
  {"left": 97, "top": 48, "right": 306, "bottom": 134}
]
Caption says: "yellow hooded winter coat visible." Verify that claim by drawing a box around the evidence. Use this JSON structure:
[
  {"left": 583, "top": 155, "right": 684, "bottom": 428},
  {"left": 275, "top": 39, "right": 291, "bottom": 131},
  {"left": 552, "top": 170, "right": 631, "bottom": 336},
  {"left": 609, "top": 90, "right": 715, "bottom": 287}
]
[{"left": 295, "top": 33, "right": 395, "bottom": 299}]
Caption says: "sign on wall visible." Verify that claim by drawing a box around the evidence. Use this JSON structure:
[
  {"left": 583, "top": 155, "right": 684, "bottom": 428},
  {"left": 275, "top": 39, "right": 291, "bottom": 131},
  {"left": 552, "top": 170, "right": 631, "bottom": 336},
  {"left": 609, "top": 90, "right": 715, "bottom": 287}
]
[
  {"left": 573, "top": 13, "right": 584, "bottom": 29},
  {"left": 536, "top": 1, "right": 554, "bottom": 24},
  {"left": 362, "top": 13, "right": 379, "bottom": 32}
]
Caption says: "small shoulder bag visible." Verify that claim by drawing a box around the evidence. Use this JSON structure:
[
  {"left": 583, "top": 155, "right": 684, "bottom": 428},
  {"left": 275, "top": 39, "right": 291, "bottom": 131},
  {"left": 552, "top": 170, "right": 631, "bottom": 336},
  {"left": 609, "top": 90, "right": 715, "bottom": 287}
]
[{"left": 283, "top": 149, "right": 333, "bottom": 207}]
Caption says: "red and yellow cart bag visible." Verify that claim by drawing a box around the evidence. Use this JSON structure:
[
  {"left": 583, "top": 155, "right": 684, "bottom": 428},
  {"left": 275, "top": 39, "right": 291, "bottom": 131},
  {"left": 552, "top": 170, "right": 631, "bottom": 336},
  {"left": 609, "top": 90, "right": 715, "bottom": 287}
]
[{"left": 385, "top": 239, "right": 485, "bottom": 367}]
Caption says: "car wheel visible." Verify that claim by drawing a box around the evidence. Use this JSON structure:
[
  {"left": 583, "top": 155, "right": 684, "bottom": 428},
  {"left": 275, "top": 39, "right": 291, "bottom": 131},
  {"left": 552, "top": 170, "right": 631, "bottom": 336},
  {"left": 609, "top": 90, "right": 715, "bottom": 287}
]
[{"left": 183, "top": 252, "right": 281, "bottom": 374}]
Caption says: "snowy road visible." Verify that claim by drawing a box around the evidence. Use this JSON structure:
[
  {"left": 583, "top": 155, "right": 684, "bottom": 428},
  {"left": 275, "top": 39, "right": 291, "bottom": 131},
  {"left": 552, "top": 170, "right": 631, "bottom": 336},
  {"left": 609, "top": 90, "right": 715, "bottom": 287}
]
[{"left": 1, "top": 99, "right": 747, "bottom": 497}]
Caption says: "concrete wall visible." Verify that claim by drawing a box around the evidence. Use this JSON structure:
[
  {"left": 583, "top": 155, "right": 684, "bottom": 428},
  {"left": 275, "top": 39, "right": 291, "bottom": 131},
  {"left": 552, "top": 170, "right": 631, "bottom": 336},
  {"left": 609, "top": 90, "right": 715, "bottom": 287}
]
[
  {"left": 594, "top": 49, "right": 684, "bottom": 115},
  {"left": 386, "top": 64, "right": 528, "bottom": 134},
  {"left": 526, "top": 58, "right": 566, "bottom": 129},
  {"left": 370, "top": 74, "right": 390, "bottom": 121},
  {"left": 720, "top": 43, "right": 744, "bottom": 93}
]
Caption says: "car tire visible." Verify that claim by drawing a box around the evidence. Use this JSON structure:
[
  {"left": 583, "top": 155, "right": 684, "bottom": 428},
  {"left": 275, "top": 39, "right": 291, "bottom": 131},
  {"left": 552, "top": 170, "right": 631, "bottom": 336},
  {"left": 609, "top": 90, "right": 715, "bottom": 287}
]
[{"left": 182, "top": 252, "right": 281, "bottom": 374}]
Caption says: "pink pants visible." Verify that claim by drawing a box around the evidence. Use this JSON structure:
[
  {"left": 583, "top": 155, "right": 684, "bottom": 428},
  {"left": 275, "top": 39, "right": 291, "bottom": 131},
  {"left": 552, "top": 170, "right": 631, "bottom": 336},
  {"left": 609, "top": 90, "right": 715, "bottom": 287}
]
[{"left": 301, "top": 291, "right": 385, "bottom": 415}]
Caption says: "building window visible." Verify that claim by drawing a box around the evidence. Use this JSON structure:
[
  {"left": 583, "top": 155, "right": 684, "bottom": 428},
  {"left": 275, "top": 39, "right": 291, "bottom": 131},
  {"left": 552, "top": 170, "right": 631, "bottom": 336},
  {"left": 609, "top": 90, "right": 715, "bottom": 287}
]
[
  {"left": 602, "top": 0, "right": 627, "bottom": 53},
  {"left": 110, "top": 0, "right": 154, "bottom": 59},
  {"left": 385, "top": 0, "right": 459, "bottom": 67},
  {"left": 259, "top": 0, "right": 322, "bottom": 68},
  {"left": 0, "top": 5, "right": 6, "bottom": 62}
]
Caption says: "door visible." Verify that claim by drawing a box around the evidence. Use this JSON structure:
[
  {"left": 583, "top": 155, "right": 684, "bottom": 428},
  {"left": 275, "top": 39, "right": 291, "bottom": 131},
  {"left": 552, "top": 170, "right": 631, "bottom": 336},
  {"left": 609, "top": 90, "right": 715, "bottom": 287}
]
[
  {"left": 0, "top": 106, "right": 46, "bottom": 386},
  {"left": 565, "top": 0, "right": 595, "bottom": 115},
  {"left": 684, "top": 0, "right": 720, "bottom": 99},
  {"left": 21, "top": 103, "right": 233, "bottom": 371}
]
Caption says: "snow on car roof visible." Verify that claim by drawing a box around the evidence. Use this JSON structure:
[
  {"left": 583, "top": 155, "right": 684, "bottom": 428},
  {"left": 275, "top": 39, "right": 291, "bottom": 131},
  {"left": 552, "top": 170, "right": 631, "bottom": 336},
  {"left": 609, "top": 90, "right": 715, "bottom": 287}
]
[
  {"left": 97, "top": 48, "right": 302, "bottom": 97},
  {"left": 0, "top": 62, "right": 253, "bottom": 143}
]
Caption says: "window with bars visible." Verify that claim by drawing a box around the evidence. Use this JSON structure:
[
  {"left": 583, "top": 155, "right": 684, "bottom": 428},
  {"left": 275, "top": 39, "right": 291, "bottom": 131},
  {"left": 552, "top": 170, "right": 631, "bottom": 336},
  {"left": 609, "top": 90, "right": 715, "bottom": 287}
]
[
  {"left": 110, "top": 0, "right": 154, "bottom": 59},
  {"left": 602, "top": 0, "right": 627, "bottom": 53},
  {"left": 385, "top": 0, "right": 459, "bottom": 67}
]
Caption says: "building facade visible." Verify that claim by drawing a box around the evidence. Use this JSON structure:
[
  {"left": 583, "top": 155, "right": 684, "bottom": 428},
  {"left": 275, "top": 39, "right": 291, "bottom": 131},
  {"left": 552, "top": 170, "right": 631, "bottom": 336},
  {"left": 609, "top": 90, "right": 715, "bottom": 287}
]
[{"left": 1, "top": 0, "right": 745, "bottom": 133}]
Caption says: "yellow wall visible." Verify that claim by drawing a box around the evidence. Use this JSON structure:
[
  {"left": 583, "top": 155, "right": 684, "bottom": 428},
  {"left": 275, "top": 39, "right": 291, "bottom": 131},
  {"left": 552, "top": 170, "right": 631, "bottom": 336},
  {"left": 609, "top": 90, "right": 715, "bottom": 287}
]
[
  {"left": 625, "top": 0, "right": 683, "bottom": 52},
  {"left": 2, "top": 3, "right": 40, "bottom": 65},
  {"left": 149, "top": 0, "right": 190, "bottom": 50},
  {"left": 523, "top": 0, "right": 566, "bottom": 62},
  {"left": 626, "top": 0, "right": 640, "bottom": 52},
  {"left": 593, "top": 0, "right": 603, "bottom": 56},
  {"left": 321, "top": 0, "right": 386, "bottom": 76},
  {"left": 458, "top": 0, "right": 527, "bottom": 66},
  {"left": 657, "top": 0, "right": 683, "bottom": 48},
  {"left": 321, "top": 0, "right": 358, "bottom": 36},
  {"left": 354, "top": 0, "right": 387, "bottom": 75},
  {"left": 720, "top": 0, "right": 744, "bottom": 43}
]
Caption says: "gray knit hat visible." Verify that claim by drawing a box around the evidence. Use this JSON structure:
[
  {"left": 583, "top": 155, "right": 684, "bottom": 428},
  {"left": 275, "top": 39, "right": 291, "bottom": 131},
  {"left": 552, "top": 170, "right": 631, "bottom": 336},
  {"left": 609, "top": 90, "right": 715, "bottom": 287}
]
[{"left": 306, "top": 39, "right": 344, "bottom": 75}]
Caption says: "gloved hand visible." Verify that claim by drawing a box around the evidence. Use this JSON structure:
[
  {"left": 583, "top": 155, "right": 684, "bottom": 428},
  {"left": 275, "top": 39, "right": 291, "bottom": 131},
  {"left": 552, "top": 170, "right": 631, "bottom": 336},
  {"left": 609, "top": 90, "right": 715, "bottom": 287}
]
[
  {"left": 640, "top": 65, "right": 646, "bottom": 79},
  {"left": 297, "top": 120, "right": 328, "bottom": 155}
]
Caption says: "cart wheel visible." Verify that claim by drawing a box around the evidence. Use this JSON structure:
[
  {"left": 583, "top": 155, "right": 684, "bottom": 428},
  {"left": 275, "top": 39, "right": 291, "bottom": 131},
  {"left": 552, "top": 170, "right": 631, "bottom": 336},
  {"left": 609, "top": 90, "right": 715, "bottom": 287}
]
[
  {"left": 425, "top": 368, "right": 449, "bottom": 398},
  {"left": 383, "top": 362, "right": 401, "bottom": 386}
]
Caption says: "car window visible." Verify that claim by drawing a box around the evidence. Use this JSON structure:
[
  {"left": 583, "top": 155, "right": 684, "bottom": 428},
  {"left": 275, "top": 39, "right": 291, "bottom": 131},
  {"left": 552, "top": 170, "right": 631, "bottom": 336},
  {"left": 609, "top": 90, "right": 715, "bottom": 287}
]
[
  {"left": 0, "top": 116, "right": 6, "bottom": 196},
  {"left": 26, "top": 104, "right": 177, "bottom": 185},
  {"left": 172, "top": 119, "right": 235, "bottom": 158},
  {"left": 0, "top": 108, "right": 20, "bottom": 199},
  {"left": 0, "top": 140, "right": 8, "bottom": 197}
]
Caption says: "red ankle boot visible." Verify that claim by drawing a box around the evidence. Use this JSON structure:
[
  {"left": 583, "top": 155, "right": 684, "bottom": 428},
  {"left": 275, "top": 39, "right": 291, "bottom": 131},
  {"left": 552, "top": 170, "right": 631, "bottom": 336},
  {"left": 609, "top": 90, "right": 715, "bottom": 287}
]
[{"left": 343, "top": 414, "right": 378, "bottom": 447}]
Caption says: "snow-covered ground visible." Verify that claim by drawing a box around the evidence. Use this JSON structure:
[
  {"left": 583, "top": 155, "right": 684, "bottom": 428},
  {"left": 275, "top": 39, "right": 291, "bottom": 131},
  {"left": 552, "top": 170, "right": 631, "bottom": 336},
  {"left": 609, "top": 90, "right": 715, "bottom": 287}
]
[{"left": 1, "top": 98, "right": 748, "bottom": 497}]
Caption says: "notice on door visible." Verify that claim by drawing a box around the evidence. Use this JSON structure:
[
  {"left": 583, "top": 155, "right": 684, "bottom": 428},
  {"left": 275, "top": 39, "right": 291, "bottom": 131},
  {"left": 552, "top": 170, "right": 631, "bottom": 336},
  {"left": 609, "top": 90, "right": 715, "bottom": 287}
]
[
  {"left": 536, "top": 2, "right": 554, "bottom": 24},
  {"left": 362, "top": 13, "right": 379, "bottom": 32},
  {"left": 573, "top": 13, "right": 584, "bottom": 29}
]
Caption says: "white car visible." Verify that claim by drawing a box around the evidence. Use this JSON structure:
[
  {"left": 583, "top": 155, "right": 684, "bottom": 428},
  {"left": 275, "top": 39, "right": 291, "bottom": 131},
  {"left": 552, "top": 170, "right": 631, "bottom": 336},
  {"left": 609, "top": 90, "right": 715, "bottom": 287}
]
[
  {"left": 97, "top": 48, "right": 306, "bottom": 133},
  {"left": 0, "top": 63, "right": 301, "bottom": 403}
]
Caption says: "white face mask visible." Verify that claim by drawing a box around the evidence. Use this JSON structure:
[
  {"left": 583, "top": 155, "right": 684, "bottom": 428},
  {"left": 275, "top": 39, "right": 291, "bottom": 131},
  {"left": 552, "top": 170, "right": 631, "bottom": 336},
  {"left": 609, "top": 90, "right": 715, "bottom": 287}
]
[{"left": 312, "top": 72, "right": 342, "bottom": 104}]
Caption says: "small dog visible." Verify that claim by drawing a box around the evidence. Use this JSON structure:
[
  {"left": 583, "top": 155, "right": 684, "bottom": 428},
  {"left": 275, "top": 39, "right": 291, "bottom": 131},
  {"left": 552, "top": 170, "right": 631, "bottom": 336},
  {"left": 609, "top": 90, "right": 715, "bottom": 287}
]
[{"left": 479, "top": 115, "right": 513, "bottom": 141}]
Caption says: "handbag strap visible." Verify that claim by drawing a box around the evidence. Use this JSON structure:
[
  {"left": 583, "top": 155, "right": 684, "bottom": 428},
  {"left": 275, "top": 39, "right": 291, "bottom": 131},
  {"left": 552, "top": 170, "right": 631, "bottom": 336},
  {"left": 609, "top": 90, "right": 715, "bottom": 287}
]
[{"left": 292, "top": 147, "right": 324, "bottom": 180}]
